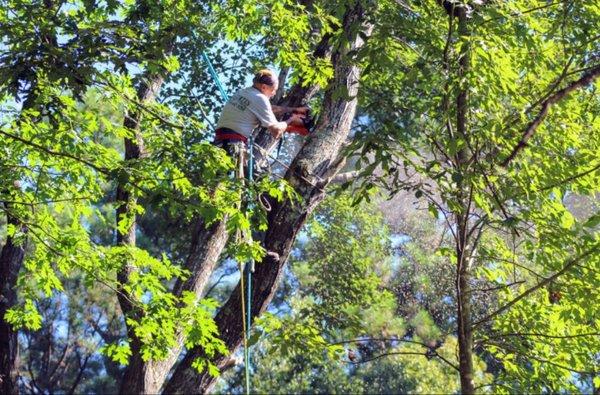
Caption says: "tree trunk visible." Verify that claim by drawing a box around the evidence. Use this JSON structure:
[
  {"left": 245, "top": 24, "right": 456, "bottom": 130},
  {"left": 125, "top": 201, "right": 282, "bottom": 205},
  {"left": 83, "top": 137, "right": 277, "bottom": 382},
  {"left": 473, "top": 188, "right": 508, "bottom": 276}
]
[
  {"left": 164, "top": 3, "right": 371, "bottom": 393},
  {"left": 121, "top": 19, "right": 336, "bottom": 395},
  {"left": 116, "top": 74, "right": 170, "bottom": 395},
  {"left": 117, "top": 29, "right": 333, "bottom": 393},
  {"left": 0, "top": 210, "right": 26, "bottom": 395},
  {"left": 456, "top": 214, "right": 475, "bottom": 394},
  {"left": 125, "top": 218, "right": 230, "bottom": 394},
  {"left": 1, "top": 85, "right": 39, "bottom": 394},
  {"left": 455, "top": 7, "right": 475, "bottom": 394}
]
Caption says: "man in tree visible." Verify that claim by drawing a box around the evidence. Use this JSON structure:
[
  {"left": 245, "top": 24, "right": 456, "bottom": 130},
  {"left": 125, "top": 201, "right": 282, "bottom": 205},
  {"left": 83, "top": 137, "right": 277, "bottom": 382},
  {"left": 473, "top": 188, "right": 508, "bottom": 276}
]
[{"left": 213, "top": 69, "right": 307, "bottom": 165}]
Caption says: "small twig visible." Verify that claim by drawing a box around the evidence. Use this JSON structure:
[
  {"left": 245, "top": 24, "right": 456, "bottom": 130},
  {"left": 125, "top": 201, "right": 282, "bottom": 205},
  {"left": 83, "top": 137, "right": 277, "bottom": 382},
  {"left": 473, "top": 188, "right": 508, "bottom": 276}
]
[
  {"left": 95, "top": 77, "right": 186, "bottom": 130},
  {"left": 346, "top": 351, "right": 425, "bottom": 364},
  {"left": 484, "top": 331, "right": 600, "bottom": 341},
  {"left": 335, "top": 338, "right": 460, "bottom": 371},
  {"left": 0, "top": 197, "right": 95, "bottom": 206},
  {"left": 535, "top": 161, "right": 600, "bottom": 193},
  {"left": 490, "top": 341, "right": 598, "bottom": 375},
  {"left": 479, "top": 1, "right": 568, "bottom": 25},
  {"left": 470, "top": 280, "right": 525, "bottom": 293},
  {"left": 329, "top": 337, "right": 428, "bottom": 348}
]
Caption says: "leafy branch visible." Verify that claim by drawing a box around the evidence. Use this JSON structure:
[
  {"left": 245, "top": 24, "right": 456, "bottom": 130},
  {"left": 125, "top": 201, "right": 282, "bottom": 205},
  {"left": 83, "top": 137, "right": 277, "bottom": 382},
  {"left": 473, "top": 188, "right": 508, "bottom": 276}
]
[
  {"left": 501, "top": 64, "right": 600, "bottom": 167},
  {"left": 0, "top": 130, "right": 110, "bottom": 175},
  {"left": 472, "top": 244, "right": 600, "bottom": 330}
]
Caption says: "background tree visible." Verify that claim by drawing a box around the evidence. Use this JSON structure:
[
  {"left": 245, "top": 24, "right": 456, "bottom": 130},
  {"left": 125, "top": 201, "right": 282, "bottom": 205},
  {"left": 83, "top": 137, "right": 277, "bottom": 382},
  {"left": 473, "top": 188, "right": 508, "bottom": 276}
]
[{"left": 349, "top": 0, "right": 600, "bottom": 392}]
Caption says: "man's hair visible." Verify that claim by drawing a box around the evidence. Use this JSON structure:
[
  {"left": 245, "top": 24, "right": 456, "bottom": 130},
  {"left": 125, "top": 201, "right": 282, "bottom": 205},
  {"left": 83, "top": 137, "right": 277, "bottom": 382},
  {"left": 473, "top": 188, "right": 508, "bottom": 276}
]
[{"left": 253, "top": 69, "right": 277, "bottom": 86}]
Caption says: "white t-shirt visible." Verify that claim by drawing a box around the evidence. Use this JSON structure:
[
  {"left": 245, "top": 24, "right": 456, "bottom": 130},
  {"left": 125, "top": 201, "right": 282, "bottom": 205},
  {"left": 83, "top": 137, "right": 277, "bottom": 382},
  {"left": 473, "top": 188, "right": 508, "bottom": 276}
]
[{"left": 216, "top": 86, "right": 282, "bottom": 138}]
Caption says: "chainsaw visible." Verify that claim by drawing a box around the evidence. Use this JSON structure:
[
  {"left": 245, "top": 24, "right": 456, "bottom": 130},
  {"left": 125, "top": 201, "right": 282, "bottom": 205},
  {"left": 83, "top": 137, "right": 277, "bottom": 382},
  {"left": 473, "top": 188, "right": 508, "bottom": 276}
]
[{"left": 282, "top": 108, "right": 315, "bottom": 136}]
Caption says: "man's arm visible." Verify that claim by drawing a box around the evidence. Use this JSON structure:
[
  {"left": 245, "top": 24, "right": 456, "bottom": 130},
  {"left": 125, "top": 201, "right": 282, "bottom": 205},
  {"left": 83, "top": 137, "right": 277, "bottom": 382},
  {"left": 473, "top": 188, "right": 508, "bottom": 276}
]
[
  {"left": 272, "top": 105, "right": 309, "bottom": 116},
  {"left": 266, "top": 113, "right": 304, "bottom": 139}
]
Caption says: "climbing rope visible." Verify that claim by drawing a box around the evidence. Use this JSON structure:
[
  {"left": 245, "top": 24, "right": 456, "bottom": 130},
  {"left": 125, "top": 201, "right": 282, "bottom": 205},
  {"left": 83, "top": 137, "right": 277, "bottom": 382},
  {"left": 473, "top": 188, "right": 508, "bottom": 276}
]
[
  {"left": 200, "top": 54, "right": 330, "bottom": 395},
  {"left": 202, "top": 51, "right": 229, "bottom": 102},
  {"left": 202, "top": 51, "right": 252, "bottom": 395}
]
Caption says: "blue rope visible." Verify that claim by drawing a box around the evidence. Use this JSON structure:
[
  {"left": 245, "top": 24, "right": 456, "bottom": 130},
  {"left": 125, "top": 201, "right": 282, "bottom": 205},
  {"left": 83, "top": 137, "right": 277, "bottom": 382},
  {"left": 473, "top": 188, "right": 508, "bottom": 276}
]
[
  {"left": 202, "top": 51, "right": 229, "bottom": 102},
  {"left": 202, "top": 50, "right": 252, "bottom": 395}
]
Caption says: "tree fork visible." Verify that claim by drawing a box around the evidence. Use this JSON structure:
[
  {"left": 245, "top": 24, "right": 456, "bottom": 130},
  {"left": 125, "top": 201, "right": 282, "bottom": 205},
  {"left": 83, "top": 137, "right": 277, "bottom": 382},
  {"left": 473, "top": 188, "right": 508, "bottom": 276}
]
[
  {"left": 164, "top": 2, "right": 372, "bottom": 393},
  {"left": 115, "top": 25, "right": 334, "bottom": 394}
]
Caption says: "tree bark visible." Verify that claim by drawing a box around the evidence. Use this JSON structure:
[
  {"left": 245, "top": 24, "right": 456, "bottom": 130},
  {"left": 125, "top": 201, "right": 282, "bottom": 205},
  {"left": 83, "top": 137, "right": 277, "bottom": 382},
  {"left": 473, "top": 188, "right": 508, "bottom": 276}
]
[
  {"left": 456, "top": 214, "right": 475, "bottom": 394},
  {"left": 164, "top": 2, "right": 371, "bottom": 393},
  {"left": 0, "top": 209, "right": 26, "bottom": 395},
  {"left": 454, "top": 7, "right": 475, "bottom": 394},
  {"left": 125, "top": 218, "right": 230, "bottom": 394}
]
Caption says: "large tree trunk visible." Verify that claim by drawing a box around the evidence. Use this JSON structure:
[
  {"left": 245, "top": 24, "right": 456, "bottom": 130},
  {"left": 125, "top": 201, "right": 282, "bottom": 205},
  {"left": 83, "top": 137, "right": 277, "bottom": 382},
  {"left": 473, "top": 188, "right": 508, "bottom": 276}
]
[
  {"left": 118, "top": 33, "right": 334, "bottom": 394},
  {"left": 0, "top": 210, "right": 26, "bottom": 395},
  {"left": 164, "top": 3, "right": 371, "bottom": 393},
  {"left": 124, "top": 218, "right": 230, "bottom": 394},
  {"left": 115, "top": 33, "right": 333, "bottom": 393},
  {"left": 120, "top": 19, "right": 337, "bottom": 395}
]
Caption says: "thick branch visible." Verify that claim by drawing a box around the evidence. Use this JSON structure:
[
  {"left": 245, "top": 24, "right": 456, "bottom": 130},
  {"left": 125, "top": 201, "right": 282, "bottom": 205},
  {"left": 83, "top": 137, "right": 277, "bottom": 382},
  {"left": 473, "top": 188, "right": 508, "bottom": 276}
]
[{"left": 501, "top": 64, "right": 600, "bottom": 167}]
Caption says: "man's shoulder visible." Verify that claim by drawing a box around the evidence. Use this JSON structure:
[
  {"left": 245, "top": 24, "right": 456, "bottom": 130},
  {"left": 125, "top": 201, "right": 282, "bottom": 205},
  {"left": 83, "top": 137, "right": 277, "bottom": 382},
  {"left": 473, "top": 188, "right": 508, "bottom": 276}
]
[{"left": 239, "top": 86, "right": 268, "bottom": 104}]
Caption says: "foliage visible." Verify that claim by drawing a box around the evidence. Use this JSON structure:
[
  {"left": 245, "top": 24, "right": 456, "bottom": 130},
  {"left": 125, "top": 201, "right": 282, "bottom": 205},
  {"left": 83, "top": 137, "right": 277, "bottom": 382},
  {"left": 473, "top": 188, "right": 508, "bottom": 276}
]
[
  {"left": 218, "top": 193, "right": 495, "bottom": 393},
  {"left": 2, "top": 0, "right": 599, "bottom": 392},
  {"left": 348, "top": 0, "right": 600, "bottom": 391},
  {"left": 0, "top": 0, "right": 359, "bottom": 390}
]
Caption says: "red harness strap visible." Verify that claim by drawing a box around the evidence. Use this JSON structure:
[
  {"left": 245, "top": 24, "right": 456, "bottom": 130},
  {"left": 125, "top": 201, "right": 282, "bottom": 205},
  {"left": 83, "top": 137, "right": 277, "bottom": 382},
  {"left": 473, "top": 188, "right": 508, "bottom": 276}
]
[{"left": 215, "top": 128, "right": 248, "bottom": 143}]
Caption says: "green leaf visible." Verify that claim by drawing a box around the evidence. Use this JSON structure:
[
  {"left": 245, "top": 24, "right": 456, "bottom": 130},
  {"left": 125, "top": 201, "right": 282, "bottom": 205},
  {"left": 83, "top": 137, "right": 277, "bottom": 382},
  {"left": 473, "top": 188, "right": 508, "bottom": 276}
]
[{"left": 560, "top": 211, "right": 575, "bottom": 229}]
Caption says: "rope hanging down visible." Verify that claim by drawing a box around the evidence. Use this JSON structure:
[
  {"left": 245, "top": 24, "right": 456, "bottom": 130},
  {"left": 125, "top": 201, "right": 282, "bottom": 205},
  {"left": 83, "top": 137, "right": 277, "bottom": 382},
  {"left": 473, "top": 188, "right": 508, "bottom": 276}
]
[{"left": 202, "top": 51, "right": 252, "bottom": 395}]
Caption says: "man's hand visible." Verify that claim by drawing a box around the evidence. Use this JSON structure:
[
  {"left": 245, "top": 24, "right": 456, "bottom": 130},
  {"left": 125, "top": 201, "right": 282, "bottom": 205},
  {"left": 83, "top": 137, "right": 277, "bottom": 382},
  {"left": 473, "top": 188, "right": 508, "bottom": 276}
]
[
  {"left": 270, "top": 127, "right": 284, "bottom": 139},
  {"left": 293, "top": 106, "right": 310, "bottom": 115},
  {"left": 268, "top": 121, "right": 287, "bottom": 139},
  {"left": 268, "top": 114, "right": 306, "bottom": 139},
  {"left": 287, "top": 113, "right": 305, "bottom": 125}
]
